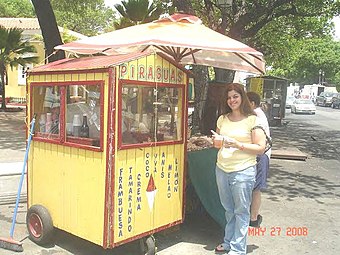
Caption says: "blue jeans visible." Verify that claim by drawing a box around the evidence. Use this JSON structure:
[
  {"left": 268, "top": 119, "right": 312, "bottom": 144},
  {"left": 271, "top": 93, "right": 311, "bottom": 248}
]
[{"left": 215, "top": 165, "right": 256, "bottom": 255}]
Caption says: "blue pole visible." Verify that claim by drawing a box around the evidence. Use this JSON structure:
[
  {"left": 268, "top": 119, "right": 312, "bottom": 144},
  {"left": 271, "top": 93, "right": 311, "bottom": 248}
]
[{"left": 10, "top": 115, "right": 36, "bottom": 238}]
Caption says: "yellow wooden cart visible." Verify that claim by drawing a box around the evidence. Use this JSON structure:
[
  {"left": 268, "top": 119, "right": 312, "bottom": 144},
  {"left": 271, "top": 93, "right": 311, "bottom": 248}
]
[{"left": 26, "top": 52, "right": 189, "bottom": 253}]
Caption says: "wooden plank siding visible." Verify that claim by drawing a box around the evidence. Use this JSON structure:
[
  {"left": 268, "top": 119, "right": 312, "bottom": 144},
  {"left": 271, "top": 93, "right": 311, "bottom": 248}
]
[{"left": 27, "top": 71, "right": 109, "bottom": 246}]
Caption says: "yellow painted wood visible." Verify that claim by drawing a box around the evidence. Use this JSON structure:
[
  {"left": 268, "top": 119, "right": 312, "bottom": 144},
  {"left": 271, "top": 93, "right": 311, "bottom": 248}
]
[
  {"left": 128, "top": 59, "right": 137, "bottom": 80},
  {"left": 51, "top": 74, "right": 58, "bottom": 82},
  {"left": 145, "top": 55, "right": 155, "bottom": 81},
  {"left": 45, "top": 74, "right": 52, "bottom": 82},
  {"left": 71, "top": 73, "right": 79, "bottom": 81},
  {"left": 79, "top": 73, "right": 87, "bottom": 81},
  {"left": 94, "top": 72, "right": 104, "bottom": 81},
  {"left": 57, "top": 74, "right": 65, "bottom": 81},
  {"left": 27, "top": 71, "right": 109, "bottom": 246},
  {"left": 27, "top": 53, "right": 188, "bottom": 247},
  {"left": 155, "top": 54, "right": 163, "bottom": 83},
  {"left": 30, "top": 142, "right": 106, "bottom": 245},
  {"left": 86, "top": 72, "right": 95, "bottom": 81},
  {"left": 113, "top": 143, "right": 185, "bottom": 242},
  {"left": 249, "top": 78, "right": 264, "bottom": 98},
  {"left": 162, "top": 59, "right": 170, "bottom": 83},
  {"left": 64, "top": 74, "right": 72, "bottom": 82}
]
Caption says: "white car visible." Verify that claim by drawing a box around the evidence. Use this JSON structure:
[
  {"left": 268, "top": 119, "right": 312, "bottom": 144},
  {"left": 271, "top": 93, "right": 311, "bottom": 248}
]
[
  {"left": 285, "top": 96, "right": 296, "bottom": 108},
  {"left": 291, "top": 99, "right": 316, "bottom": 114}
]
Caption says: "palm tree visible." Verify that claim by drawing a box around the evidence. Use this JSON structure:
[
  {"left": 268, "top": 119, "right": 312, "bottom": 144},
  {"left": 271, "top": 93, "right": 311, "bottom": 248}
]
[
  {"left": 0, "top": 26, "right": 38, "bottom": 110},
  {"left": 114, "top": 0, "right": 162, "bottom": 29}
]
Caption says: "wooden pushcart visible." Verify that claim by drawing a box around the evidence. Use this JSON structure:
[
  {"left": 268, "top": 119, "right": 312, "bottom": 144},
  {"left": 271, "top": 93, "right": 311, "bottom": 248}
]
[{"left": 26, "top": 52, "right": 190, "bottom": 253}]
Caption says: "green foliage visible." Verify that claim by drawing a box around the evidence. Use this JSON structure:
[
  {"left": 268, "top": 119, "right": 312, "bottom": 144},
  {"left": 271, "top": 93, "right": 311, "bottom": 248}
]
[
  {"left": 114, "top": 0, "right": 163, "bottom": 28},
  {"left": 0, "top": 0, "right": 35, "bottom": 18},
  {"left": 0, "top": 26, "right": 38, "bottom": 108},
  {"left": 254, "top": 14, "right": 340, "bottom": 85},
  {"left": 334, "top": 72, "right": 340, "bottom": 90},
  {"left": 266, "top": 38, "right": 340, "bottom": 85},
  {"left": 50, "top": 0, "right": 116, "bottom": 36}
]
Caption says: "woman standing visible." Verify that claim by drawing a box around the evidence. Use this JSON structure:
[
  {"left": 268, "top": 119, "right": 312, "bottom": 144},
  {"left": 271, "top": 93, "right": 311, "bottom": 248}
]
[{"left": 213, "top": 83, "right": 266, "bottom": 255}]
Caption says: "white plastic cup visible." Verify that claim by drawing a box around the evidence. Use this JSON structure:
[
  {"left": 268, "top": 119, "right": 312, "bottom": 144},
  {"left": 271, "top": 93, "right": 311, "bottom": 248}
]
[
  {"left": 72, "top": 114, "right": 81, "bottom": 137},
  {"left": 45, "top": 113, "right": 52, "bottom": 133}
]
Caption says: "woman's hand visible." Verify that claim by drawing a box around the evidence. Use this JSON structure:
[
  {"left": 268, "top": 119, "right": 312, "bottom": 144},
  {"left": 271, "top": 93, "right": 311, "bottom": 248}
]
[
  {"left": 212, "top": 135, "right": 223, "bottom": 148},
  {"left": 212, "top": 128, "right": 223, "bottom": 148}
]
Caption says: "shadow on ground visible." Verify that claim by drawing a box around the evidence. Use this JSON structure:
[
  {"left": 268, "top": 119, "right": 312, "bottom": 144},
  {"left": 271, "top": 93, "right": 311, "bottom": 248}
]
[
  {"left": 266, "top": 120, "right": 340, "bottom": 204},
  {"left": 0, "top": 111, "right": 26, "bottom": 152},
  {"left": 266, "top": 162, "right": 340, "bottom": 204},
  {"left": 271, "top": 121, "right": 340, "bottom": 161}
]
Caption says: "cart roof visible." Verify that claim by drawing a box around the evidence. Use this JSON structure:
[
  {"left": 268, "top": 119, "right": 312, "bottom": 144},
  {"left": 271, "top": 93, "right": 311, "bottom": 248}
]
[{"left": 29, "top": 52, "right": 170, "bottom": 73}]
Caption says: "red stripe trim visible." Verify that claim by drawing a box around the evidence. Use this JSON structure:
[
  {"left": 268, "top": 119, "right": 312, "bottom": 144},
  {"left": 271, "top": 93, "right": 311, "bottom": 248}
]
[{"left": 103, "top": 67, "right": 116, "bottom": 248}]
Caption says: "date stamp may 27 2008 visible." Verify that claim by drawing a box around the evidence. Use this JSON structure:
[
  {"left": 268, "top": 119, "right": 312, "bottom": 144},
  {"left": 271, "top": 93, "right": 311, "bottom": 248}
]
[{"left": 248, "top": 226, "right": 308, "bottom": 237}]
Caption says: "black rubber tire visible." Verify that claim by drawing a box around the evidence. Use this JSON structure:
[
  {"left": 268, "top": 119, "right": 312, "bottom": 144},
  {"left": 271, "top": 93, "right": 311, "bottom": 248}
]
[
  {"left": 139, "top": 235, "right": 156, "bottom": 255},
  {"left": 26, "top": 204, "right": 54, "bottom": 245}
]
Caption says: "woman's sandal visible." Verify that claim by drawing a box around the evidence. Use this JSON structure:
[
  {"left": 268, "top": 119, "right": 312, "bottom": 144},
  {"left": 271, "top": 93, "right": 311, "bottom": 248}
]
[{"left": 215, "top": 244, "right": 229, "bottom": 253}]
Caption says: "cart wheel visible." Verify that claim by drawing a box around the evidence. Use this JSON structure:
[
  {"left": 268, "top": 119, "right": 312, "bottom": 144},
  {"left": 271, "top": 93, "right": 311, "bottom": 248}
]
[
  {"left": 26, "top": 204, "right": 54, "bottom": 245},
  {"left": 139, "top": 235, "right": 156, "bottom": 255}
]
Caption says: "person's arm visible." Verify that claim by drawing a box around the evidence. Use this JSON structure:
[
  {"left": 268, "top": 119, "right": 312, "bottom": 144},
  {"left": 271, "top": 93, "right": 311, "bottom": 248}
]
[{"left": 224, "top": 128, "right": 266, "bottom": 155}]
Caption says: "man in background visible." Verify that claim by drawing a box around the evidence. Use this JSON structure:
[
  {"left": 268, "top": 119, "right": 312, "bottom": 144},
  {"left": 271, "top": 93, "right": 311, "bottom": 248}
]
[{"left": 247, "top": 91, "right": 271, "bottom": 228}]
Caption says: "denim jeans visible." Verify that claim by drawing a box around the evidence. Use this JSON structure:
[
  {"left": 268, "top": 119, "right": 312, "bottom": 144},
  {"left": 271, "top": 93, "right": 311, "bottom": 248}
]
[{"left": 215, "top": 165, "right": 256, "bottom": 255}]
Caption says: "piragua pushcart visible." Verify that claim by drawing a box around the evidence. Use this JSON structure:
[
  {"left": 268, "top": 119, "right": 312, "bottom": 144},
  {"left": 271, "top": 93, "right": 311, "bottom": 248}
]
[{"left": 26, "top": 52, "right": 189, "bottom": 254}]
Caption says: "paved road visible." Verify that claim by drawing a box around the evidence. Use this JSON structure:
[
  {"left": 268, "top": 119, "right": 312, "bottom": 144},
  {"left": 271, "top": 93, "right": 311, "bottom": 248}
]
[{"left": 0, "top": 108, "right": 339, "bottom": 254}]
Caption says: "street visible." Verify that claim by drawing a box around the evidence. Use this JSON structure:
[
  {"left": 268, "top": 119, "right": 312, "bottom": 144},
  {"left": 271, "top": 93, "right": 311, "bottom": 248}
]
[
  {"left": 288, "top": 105, "right": 340, "bottom": 132},
  {"left": 0, "top": 107, "right": 339, "bottom": 254}
]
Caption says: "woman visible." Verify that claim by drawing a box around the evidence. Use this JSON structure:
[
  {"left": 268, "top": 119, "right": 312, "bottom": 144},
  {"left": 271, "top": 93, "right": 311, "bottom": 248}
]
[{"left": 213, "top": 83, "right": 266, "bottom": 255}]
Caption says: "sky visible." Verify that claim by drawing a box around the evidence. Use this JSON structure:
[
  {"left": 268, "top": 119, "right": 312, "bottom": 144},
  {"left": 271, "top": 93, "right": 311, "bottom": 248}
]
[
  {"left": 104, "top": 0, "right": 340, "bottom": 40},
  {"left": 104, "top": 0, "right": 121, "bottom": 7}
]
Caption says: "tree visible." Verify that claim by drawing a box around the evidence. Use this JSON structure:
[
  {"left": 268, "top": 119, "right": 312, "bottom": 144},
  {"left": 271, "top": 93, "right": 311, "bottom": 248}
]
[
  {"left": 251, "top": 15, "right": 340, "bottom": 85},
  {"left": 50, "top": 0, "right": 116, "bottom": 36},
  {"left": 114, "top": 0, "right": 163, "bottom": 28},
  {"left": 31, "top": 0, "right": 65, "bottom": 63},
  {"left": 266, "top": 38, "right": 340, "bottom": 85},
  {"left": 171, "top": 0, "right": 340, "bottom": 133},
  {"left": 113, "top": 0, "right": 175, "bottom": 29},
  {"left": 0, "top": 0, "right": 35, "bottom": 18},
  {"left": 0, "top": 26, "right": 38, "bottom": 110}
]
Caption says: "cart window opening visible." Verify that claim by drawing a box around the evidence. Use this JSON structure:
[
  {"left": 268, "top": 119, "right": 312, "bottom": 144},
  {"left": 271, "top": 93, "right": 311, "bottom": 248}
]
[
  {"left": 33, "top": 86, "right": 61, "bottom": 140},
  {"left": 121, "top": 84, "right": 183, "bottom": 145},
  {"left": 66, "top": 85, "right": 101, "bottom": 147},
  {"left": 31, "top": 83, "right": 103, "bottom": 150}
]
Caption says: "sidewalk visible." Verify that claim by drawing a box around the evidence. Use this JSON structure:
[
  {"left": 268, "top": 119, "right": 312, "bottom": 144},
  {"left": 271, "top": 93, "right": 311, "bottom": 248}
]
[
  {"left": 0, "top": 109, "right": 27, "bottom": 205},
  {"left": 0, "top": 109, "right": 26, "bottom": 164},
  {"left": 0, "top": 109, "right": 339, "bottom": 254}
]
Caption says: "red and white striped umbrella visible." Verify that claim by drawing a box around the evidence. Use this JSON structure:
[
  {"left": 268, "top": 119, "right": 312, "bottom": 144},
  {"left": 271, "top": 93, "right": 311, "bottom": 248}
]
[{"left": 56, "top": 13, "right": 265, "bottom": 74}]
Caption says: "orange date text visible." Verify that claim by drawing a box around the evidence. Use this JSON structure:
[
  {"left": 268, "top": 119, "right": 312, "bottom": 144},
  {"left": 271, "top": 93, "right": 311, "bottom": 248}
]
[{"left": 248, "top": 226, "right": 308, "bottom": 237}]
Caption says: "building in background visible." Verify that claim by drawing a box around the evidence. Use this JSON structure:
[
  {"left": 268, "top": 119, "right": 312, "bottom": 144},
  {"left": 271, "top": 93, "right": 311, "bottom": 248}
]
[{"left": 0, "top": 18, "right": 86, "bottom": 104}]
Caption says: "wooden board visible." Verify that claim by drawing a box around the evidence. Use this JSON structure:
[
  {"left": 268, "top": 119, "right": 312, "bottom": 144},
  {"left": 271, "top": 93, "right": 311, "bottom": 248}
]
[{"left": 271, "top": 147, "right": 308, "bottom": 161}]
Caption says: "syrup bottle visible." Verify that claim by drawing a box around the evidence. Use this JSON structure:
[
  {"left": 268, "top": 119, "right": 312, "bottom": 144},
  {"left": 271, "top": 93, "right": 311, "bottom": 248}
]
[{"left": 80, "top": 114, "right": 89, "bottom": 138}]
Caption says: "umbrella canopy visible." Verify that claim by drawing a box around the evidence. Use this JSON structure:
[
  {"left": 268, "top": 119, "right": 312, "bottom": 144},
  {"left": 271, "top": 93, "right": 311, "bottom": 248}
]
[{"left": 55, "top": 13, "right": 265, "bottom": 74}]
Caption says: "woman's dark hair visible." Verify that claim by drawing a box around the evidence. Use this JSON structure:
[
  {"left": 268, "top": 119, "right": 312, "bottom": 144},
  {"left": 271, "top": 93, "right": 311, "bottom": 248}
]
[{"left": 224, "top": 83, "right": 255, "bottom": 116}]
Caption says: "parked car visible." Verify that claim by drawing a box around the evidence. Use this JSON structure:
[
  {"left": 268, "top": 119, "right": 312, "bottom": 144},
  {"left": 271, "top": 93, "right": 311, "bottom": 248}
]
[
  {"left": 332, "top": 93, "right": 340, "bottom": 109},
  {"left": 291, "top": 99, "right": 316, "bottom": 114},
  {"left": 316, "top": 92, "right": 336, "bottom": 107},
  {"left": 285, "top": 96, "right": 295, "bottom": 108}
]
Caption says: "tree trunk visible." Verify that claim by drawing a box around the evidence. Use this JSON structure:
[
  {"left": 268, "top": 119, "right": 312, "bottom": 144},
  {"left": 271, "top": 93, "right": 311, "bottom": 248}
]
[
  {"left": 31, "top": 0, "right": 65, "bottom": 63},
  {"left": 0, "top": 66, "right": 6, "bottom": 109},
  {"left": 200, "top": 68, "right": 235, "bottom": 135},
  {"left": 191, "top": 65, "right": 209, "bottom": 134}
]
